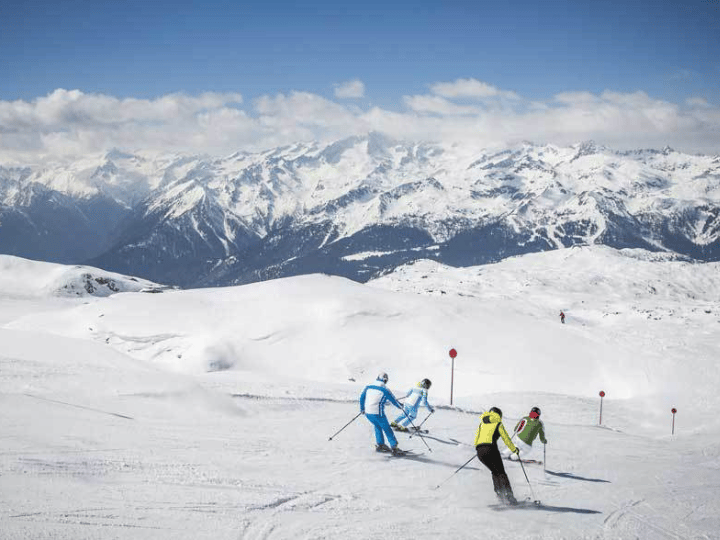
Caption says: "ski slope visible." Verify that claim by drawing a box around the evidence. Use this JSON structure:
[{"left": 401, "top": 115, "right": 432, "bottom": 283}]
[{"left": 1, "top": 248, "right": 719, "bottom": 539}]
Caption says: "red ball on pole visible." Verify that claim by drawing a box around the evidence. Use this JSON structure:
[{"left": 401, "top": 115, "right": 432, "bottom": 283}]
[
  {"left": 448, "top": 349, "right": 457, "bottom": 405},
  {"left": 599, "top": 390, "right": 605, "bottom": 397},
  {"left": 671, "top": 408, "right": 677, "bottom": 434}
]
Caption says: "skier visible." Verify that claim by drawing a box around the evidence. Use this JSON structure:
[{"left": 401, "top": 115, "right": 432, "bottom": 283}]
[
  {"left": 474, "top": 407, "right": 520, "bottom": 505},
  {"left": 560, "top": 311, "right": 565, "bottom": 324},
  {"left": 506, "top": 406, "right": 547, "bottom": 461},
  {"left": 359, "top": 372, "right": 406, "bottom": 455},
  {"left": 391, "top": 378, "right": 435, "bottom": 432}
]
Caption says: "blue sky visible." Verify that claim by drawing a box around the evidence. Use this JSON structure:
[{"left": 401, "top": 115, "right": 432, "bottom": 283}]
[
  {"left": 2, "top": 0, "right": 717, "bottom": 103},
  {"left": 1, "top": 0, "right": 719, "bottom": 160}
]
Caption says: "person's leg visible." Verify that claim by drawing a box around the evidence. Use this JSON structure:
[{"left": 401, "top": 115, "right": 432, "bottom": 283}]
[
  {"left": 377, "top": 415, "right": 399, "bottom": 447},
  {"left": 502, "top": 439, "right": 531, "bottom": 460},
  {"left": 392, "top": 408, "right": 406, "bottom": 426},
  {"left": 399, "top": 406, "right": 417, "bottom": 427},
  {"left": 486, "top": 446, "right": 516, "bottom": 502},
  {"left": 476, "top": 444, "right": 501, "bottom": 494},
  {"left": 366, "top": 414, "right": 386, "bottom": 445}
]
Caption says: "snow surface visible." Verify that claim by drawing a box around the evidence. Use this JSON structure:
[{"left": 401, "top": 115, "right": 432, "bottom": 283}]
[{"left": 1, "top": 248, "right": 720, "bottom": 539}]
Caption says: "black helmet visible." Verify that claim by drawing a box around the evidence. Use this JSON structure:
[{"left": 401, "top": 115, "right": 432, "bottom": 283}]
[
  {"left": 530, "top": 406, "right": 541, "bottom": 418},
  {"left": 489, "top": 406, "right": 503, "bottom": 418},
  {"left": 377, "top": 372, "right": 388, "bottom": 383},
  {"left": 422, "top": 378, "right": 432, "bottom": 389}
]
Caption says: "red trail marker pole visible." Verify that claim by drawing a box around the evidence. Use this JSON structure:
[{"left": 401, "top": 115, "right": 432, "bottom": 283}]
[
  {"left": 449, "top": 348, "right": 457, "bottom": 406},
  {"left": 671, "top": 408, "right": 677, "bottom": 435},
  {"left": 598, "top": 391, "right": 605, "bottom": 425}
]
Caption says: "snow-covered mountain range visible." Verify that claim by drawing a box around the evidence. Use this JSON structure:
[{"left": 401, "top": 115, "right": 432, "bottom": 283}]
[{"left": 2, "top": 133, "right": 719, "bottom": 287}]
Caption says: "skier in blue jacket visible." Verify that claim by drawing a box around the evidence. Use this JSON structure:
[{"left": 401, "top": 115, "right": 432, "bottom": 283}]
[
  {"left": 391, "top": 378, "right": 434, "bottom": 432},
  {"left": 360, "top": 372, "right": 406, "bottom": 455}
]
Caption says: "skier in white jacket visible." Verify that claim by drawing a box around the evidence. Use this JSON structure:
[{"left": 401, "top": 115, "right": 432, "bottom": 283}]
[
  {"left": 359, "top": 372, "right": 405, "bottom": 454},
  {"left": 391, "top": 378, "right": 434, "bottom": 432}
]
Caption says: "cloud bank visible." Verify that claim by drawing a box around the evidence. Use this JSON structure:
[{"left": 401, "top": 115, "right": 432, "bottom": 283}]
[{"left": 1, "top": 79, "right": 718, "bottom": 164}]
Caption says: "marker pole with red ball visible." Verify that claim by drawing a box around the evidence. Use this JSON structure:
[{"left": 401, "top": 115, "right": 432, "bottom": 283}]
[
  {"left": 671, "top": 408, "right": 677, "bottom": 435},
  {"left": 449, "top": 348, "right": 457, "bottom": 406},
  {"left": 599, "top": 391, "right": 605, "bottom": 425}
]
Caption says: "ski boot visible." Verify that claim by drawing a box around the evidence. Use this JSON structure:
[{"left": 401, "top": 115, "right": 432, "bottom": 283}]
[
  {"left": 391, "top": 445, "right": 406, "bottom": 456},
  {"left": 375, "top": 443, "right": 391, "bottom": 452}
]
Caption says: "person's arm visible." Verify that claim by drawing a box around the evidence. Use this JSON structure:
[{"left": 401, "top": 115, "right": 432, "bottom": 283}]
[
  {"left": 539, "top": 421, "right": 547, "bottom": 444},
  {"left": 385, "top": 388, "right": 403, "bottom": 409},
  {"left": 499, "top": 423, "right": 518, "bottom": 454},
  {"left": 359, "top": 388, "right": 367, "bottom": 413},
  {"left": 420, "top": 390, "right": 434, "bottom": 412}
]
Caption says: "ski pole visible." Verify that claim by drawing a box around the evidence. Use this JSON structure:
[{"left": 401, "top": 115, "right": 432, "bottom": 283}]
[
  {"left": 518, "top": 457, "right": 538, "bottom": 502},
  {"left": 328, "top": 411, "right": 363, "bottom": 441},
  {"left": 408, "top": 411, "right": 433, "bottom": 438},
  {"left": 433, "top": 453, "right": 476, "bottom": 490},
  {"left": 543, "top": 443, "right": 546, "bottom": 473},
  {"left": 403, "top": 411, "right": 432, "bottom": 452}
]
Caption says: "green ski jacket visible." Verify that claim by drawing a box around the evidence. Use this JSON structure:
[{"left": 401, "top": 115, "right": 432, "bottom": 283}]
[{"left": 514, "top": 416, "right": 547, "bottom": 446}]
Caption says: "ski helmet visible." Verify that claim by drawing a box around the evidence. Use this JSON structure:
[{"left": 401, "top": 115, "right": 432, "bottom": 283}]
[
  {"left": 422, "top": 378, "right": 432, "bottom": 389},
  {"left": 489, "top": 406, "right": 503, "bottom": 418},
  {"left": 377, "top": 372, "right": 389, "bottom": 383},
  {"left": 530, "top": 406, "right": 541, "bottom": 418}
]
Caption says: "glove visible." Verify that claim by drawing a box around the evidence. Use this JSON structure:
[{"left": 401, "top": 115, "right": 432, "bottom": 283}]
[
  {"left": 430, "top": 408, "right": 435, "bottom": 414},
  {"left": 360, "top": 410, "right": 365, "bottom": 415},
  {"left": 513, "top": 447, "right": 520, "bottom": 455}
]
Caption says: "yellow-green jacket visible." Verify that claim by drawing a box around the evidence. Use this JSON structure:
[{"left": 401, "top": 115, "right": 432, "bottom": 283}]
[{"left": 473, "top": 410, "right": 518, "bottom": 453}]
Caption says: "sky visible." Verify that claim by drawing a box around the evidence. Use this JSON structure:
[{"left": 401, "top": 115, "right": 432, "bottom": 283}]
[{"left": 1, "top": 0, "right": 719, "bottom": 162}]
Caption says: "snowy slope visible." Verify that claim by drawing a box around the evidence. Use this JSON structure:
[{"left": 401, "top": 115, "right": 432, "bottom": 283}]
[{"left": 1, "top": 248, "right": 720, "bottom": 539}]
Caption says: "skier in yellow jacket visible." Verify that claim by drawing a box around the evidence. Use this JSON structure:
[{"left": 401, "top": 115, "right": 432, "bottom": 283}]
[{"left": 474, "top": 407, "right": 520, "bottom": 505}]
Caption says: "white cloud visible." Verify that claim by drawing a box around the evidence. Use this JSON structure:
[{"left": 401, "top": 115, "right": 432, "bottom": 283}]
[
  {"left": 333, "top": 79, "right": 365, "bottom": 99},
  {"left": 403, "top": 95, "right": 481, "bottom": 116},
  {"left": 554, "top": 91, "right": 599, "bottom": 106},
  {"left": 430, "top": 78, "right": 520, "bottom": 101},
  {"left": 686, "top": 97, "right": 711, "bottom": 108},
  {"left": 1, "top": 83, "right": 720, "bottom": 164}
]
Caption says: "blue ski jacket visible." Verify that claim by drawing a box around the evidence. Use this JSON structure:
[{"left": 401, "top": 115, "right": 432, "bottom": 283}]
[{"left": 360, "top": 380, "right": 402, "bottom": 417}]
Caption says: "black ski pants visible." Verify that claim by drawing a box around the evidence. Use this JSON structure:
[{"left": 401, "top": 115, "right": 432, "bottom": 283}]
[{"left": 476, "top": 443, "right": 514, "bottom": 499}]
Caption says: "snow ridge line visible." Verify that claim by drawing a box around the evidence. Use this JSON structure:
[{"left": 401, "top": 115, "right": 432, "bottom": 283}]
[
  {"left": 230, "top": 393, "right": 483, "bottom": 414},
  {"left": 231, "top": 393, "right": 355, "bottom": 404}
]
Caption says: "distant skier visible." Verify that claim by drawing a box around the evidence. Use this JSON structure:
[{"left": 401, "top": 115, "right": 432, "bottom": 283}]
[
  {"left": 391, "top": 378, "right": 435, "bottom": 432},
  {"left": 505, "top": 407, "right": 547, "bottom": 461},
  {"left": 474, "top": 407, "right": 520, "bottom": 505},
  {"left": 560, "top": 311, "right": 566, "bottom": 324},
  {"left": 359, "top": 372, "right": 406, "bottom": 455}
]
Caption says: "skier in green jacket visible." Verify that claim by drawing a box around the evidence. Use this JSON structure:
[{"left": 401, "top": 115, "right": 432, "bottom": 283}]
[{"left": 505, "top": 407, "right": 547, "bottom": 461}]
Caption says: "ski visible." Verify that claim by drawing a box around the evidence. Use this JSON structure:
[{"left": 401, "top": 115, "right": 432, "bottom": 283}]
[
  {"left": 386, "top": 450, "right": 425, "bottom": 459},
  {"left": 489, "top": 499, "right": 542, "bottom": 511},
  {"left": 504, "top": 457, "right": 543, "bottom": 464},
  {"left": 374, "top": 446, "right": 422, "bottom": 458},
  {"left": 394, "top": 427, "right": 429, "bottom": 434},
  {"left": 375, "top": 446, "right": 424, "bottom": 458}
]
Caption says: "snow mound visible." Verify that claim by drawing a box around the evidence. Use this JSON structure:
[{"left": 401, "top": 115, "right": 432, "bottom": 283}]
[{"left": 0, "top": 255, "right": 168, "bottom": 298}]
